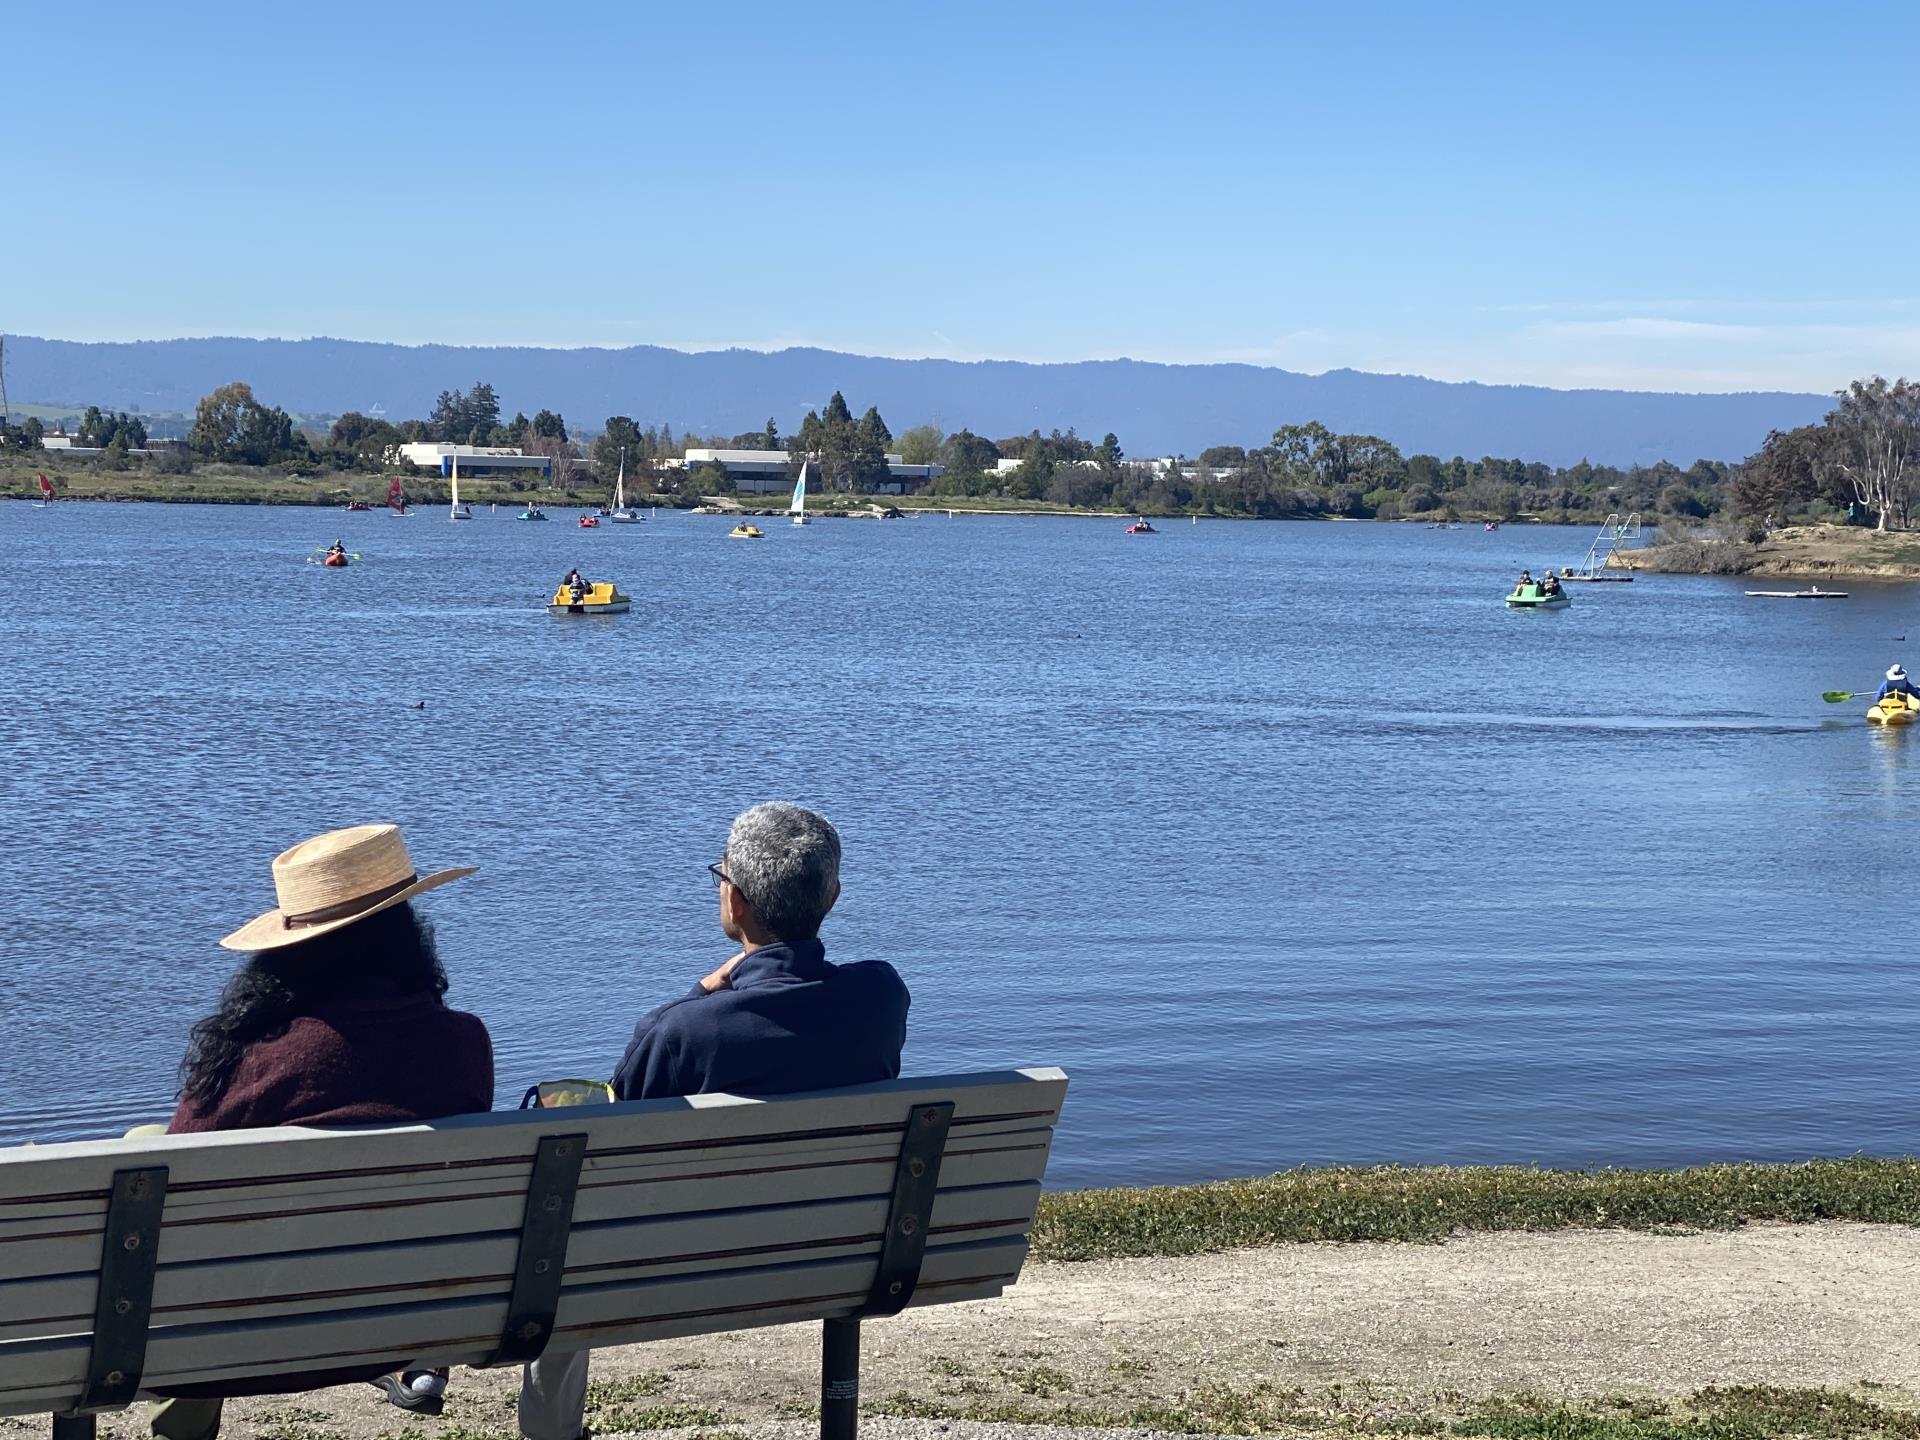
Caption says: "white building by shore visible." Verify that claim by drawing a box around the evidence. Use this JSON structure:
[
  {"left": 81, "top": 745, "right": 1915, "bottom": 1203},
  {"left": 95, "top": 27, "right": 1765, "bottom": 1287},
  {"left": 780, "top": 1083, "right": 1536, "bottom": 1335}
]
[
  {"left": 393, "top": 443, "right": 553, "bottom": 479},
  {"left": 682, "top": 448, "right": 943, "bottom": 496}
]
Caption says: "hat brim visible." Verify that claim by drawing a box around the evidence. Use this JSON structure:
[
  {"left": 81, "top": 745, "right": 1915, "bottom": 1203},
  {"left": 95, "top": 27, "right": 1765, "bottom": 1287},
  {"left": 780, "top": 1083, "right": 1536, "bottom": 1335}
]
[{"left": 219, "top": 866, "right": 477, "bottom": 952}]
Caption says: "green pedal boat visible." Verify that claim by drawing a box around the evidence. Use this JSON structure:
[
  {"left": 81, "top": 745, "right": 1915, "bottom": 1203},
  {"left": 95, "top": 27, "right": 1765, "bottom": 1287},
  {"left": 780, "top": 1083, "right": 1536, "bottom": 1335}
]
[{"left": 1506, "top": 582, "right": 1571, "bottom": 609}]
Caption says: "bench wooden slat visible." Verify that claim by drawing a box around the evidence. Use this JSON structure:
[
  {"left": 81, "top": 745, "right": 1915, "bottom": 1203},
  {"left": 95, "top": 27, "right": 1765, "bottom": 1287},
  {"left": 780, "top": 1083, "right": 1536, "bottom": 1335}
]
[
  {"left": 0, "top": 1130, "right": 1053, "bottom": 1276},
  {"left": 0, "top": 1105, "right": 1059, "bottom": 1234},
  {"left": 0, "top": 1183, "right": 1040, "bottom": 1338},
  {"left": 0, "top": 1072, "right": 1065, "bottom": 1203},
  {"left": 0, "top": 1237, "right": 1027, "bottom": 1410}
]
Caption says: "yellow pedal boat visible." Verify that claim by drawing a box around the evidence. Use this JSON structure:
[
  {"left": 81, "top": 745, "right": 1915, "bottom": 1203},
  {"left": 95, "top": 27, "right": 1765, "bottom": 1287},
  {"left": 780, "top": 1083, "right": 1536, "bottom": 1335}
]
[
  {"left": 728, "top": 523, "right": 764, "bottom": 539},
  {"left": 547, "top": 580, "right": 631, "bottom": 616},
  {"left": 1868, "top": 692, "right": 1920, "bottom": 725}
]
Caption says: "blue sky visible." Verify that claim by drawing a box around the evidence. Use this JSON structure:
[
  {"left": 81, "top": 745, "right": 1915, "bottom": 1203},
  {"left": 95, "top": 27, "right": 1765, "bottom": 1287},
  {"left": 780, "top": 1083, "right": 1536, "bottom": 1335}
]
[{"left": 8, "top": 0, "right": 1917, "bottom": 393}]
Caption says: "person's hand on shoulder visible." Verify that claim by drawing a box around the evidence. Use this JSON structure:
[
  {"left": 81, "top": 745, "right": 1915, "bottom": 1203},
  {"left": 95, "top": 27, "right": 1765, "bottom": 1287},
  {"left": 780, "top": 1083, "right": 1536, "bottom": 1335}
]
[{"left": 699, "top": 950, "right": 747, "bottom": 994}]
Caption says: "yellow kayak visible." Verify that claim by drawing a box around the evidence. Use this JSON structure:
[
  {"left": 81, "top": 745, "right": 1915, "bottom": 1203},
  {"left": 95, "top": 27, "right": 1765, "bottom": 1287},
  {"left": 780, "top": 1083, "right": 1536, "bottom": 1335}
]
[{"left": 1867, "top": 692, "right": 1920, "bottom": 725}]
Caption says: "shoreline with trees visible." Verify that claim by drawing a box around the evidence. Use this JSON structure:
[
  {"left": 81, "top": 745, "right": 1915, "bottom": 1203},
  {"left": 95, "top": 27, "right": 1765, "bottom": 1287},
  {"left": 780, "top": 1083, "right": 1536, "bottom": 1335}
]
[{"left": 5, "top": 374, "right": 1916, "bottom": 550}]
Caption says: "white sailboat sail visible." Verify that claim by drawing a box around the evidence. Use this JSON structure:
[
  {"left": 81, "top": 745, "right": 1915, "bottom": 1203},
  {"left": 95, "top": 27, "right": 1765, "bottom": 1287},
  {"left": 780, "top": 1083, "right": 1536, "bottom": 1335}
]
[
  {"left": 610, "top": 451, "right": 641, "bottom": 521},
  {"left": 449, "top": 456, "right": 472, "bottom": 519},
  {"left": 790, "top": 462, "right": 810, "bottom": 524}
]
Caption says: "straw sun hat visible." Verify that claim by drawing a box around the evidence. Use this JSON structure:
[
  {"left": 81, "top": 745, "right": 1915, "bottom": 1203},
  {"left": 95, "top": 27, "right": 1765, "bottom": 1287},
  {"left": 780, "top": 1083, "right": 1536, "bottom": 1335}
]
[{"left": 220, "top": 823, "right": 476, "bottom": 952}]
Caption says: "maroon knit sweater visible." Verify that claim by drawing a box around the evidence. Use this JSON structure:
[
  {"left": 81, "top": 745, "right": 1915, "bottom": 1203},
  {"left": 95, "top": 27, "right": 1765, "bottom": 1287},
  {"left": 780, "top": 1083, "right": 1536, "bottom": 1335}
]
[
  {"left": 160, "top": 991, "right": 494, "bottom": 1398},
  {"left": 169, "top": 992, "right": 493, "bottom": 1133}
]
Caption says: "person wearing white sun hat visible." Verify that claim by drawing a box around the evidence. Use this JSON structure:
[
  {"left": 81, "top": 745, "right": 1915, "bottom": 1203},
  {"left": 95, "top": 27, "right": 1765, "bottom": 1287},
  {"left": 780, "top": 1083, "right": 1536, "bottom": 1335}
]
[
  {"left": 1877, "top": 665, "right": 1919, "bottom": 704},
  {"left": 147, "top": 824, "right": 494, "bottom": 1440}
]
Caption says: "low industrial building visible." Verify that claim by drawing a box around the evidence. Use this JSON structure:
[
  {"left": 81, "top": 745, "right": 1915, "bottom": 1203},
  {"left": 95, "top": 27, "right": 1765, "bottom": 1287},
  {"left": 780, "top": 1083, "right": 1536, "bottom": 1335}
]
[
  {"left": 392, "top": 443, "right": 553, "bottom": 479},
  {"left": 683, "top": 448, "right": 943, "bottom": 495}
]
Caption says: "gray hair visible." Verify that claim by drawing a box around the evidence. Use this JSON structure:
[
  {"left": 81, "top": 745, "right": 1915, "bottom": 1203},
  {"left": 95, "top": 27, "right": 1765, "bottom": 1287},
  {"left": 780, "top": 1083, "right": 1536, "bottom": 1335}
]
[{"left": 725, "top": 803, "right": 842, "bottom": 941}]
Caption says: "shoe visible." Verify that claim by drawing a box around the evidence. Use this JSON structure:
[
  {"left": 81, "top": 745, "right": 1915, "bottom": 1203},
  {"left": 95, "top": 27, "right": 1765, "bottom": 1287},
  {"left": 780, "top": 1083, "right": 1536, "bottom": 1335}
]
[{"left": 372, "top": 1372, "right": 445, "bottom": 1417}]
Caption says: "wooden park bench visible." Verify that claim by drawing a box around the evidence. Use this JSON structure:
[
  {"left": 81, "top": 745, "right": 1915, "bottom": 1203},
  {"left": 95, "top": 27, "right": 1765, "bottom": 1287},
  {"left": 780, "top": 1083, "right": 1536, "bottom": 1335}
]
[{"left": 0, "top": 1067, "right": 1068, "bottom": 1440}]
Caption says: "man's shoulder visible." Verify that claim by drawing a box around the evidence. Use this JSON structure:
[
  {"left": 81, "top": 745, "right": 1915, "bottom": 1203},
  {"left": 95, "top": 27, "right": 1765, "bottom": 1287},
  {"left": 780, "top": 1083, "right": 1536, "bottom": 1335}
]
[
  {"left": 825, "top": 958, "right": 909, "bottom": 1009},
  {"left": 827, "top": 956, "right": 905, "bottom": 985}
]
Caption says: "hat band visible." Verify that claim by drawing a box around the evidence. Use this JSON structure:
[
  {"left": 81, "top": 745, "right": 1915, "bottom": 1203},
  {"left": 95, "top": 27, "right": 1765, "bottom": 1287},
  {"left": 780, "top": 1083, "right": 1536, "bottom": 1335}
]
[{"left": 282, "top": 873, "right": 419, "bottom": 930}]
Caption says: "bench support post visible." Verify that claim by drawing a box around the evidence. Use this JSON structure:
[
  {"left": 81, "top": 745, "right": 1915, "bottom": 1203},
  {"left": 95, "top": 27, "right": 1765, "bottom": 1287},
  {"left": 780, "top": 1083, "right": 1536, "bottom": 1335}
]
[
  {"left": 816, "top": 1100, "right": 954, "bottom": 1440},
  {"left": 820, "top": 1317, "right": 861, "bottom": 1440}
]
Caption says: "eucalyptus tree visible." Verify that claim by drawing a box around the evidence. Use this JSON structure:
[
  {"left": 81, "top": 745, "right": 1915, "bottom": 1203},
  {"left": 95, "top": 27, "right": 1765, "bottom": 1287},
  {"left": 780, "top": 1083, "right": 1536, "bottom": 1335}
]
[{"left": 1830, "top": 376, "right": 1920, "bottom": 530}]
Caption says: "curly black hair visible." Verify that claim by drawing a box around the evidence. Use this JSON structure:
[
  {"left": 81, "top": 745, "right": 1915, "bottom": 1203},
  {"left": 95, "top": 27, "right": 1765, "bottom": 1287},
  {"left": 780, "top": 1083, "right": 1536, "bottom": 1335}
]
[{"left": 178, "top": 902, "right": 448, "bottom": 1108}]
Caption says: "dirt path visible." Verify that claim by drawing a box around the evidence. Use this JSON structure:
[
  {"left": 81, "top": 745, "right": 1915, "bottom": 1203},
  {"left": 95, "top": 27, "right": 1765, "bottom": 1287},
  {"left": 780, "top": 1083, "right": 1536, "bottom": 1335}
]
[{"left": 79, "top": 1223, "right": 1920, "bottom": 1440}]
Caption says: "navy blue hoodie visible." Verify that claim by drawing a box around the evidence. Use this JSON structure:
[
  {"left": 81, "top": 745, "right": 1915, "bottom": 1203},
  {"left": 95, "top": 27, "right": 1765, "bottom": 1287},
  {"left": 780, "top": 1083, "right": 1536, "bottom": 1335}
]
[{"left": 612, "top": 938, "right": 908, "bottom": 1100}]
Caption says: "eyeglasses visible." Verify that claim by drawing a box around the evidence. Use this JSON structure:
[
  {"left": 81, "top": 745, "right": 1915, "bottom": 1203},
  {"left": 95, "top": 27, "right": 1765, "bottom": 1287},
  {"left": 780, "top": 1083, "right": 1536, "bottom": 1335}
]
[{"left": 707, "top": 861, "right": 734, "bottom": 891}]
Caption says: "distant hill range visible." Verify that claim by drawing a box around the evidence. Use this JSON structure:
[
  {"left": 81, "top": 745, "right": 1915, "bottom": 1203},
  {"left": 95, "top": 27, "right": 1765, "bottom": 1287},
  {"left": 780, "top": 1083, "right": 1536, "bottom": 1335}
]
[{"left": 5, "top": 335, "right": 1835, "bottom": 467}]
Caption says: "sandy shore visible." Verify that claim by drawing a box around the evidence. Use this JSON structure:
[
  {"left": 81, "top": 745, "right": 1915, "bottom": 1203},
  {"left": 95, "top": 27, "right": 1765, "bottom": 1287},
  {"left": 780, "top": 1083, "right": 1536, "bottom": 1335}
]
[
  {"left": 1610, "top": 522, "right": 1920, "bottom": 579},
  {"left": 85, "top": 1221, "right": 1920, "bottom": 1440}
]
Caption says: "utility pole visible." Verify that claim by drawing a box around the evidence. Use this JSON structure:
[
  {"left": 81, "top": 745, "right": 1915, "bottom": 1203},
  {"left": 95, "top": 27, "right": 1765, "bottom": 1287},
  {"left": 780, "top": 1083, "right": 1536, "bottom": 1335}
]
[{"left": 0, "top": 334, "right": 10, "bottom": 426}]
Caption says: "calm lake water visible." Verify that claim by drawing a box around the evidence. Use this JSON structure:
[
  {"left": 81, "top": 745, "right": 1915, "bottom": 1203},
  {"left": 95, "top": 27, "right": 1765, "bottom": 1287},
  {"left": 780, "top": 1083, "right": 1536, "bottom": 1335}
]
[{"left": 1, "top": 503, "right": 1915, "bottom": 1187}]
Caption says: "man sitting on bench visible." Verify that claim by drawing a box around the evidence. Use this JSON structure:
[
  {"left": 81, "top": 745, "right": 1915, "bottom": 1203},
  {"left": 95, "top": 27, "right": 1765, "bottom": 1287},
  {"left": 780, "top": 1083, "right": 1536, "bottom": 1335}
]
[{"left": 518, "top": 802, "right": 911, "bottom": 1440}]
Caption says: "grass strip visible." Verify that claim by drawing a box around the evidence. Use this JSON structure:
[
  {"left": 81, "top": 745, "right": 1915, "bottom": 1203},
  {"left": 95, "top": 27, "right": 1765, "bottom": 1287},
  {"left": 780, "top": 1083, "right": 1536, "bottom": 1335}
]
[
  {"left": 1032, "top": 1157, "right": 1920, "bottom": 1261},
  {"left": 870, "top": 1384, "right": 1920, "bottom": 1439}
]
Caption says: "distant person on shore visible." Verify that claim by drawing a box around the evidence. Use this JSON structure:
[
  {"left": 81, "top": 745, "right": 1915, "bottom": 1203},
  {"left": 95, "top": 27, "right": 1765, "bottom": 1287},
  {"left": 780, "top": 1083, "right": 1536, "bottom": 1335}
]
[
  {"left": 1878, "top": 665, "right": 1918, "bottom": 703},
  {"left": 150, "top": 824, "right": 493, "bottom": 1440},
  {"left": 516, "top": 802, "right": 909, "bottom": 1440}
]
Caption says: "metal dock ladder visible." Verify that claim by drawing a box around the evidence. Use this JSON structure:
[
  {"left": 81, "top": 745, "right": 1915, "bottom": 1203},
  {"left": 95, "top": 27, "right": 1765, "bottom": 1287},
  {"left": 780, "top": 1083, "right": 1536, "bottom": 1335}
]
[{"left": 1569, "top": 512, "right": 1641, "bottom": 579}]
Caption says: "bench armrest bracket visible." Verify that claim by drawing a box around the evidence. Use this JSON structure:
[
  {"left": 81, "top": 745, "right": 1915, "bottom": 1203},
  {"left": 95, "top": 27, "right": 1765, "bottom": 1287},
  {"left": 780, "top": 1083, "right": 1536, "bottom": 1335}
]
[
  {"left": 73, "top": 1166, "right": 168, "bottom": 1414},
  {"left": 489, "top": 1133, "right": 587, "bottom": 1366}
]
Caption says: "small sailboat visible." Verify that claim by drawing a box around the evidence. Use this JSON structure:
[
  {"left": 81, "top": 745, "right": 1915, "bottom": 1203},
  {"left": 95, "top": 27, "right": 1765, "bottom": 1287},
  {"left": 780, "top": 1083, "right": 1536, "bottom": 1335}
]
[
  {"left": 609, "top": 454, "right": 641, "bottom": 523},
  {"left": 449, "top": 456, "right": 473, "bottom": 521},
  {"left": 32, "top": 472, "right": 54, "bottom": 507},
  {"left": 388, "top": 476, "right": 412, "bottom": 516},
  {"left": 790, "top": 462, "right": 811, "bottom": 526}
]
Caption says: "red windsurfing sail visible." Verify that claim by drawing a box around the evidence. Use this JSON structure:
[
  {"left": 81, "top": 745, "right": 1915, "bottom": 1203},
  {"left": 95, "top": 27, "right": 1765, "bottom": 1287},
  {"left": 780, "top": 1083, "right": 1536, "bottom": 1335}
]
[
  {"left": 387, "top": 476, "right": 406, "bottom": 512},
  {"left": 37, "top": 473, "right": 53, "bottom": 501}
]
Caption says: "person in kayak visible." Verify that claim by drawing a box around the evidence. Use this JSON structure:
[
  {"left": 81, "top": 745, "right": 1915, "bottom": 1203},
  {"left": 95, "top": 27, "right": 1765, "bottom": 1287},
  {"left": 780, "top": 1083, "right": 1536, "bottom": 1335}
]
[
  {"left": 326, "top": 539, "right": 347, "bottom": 561},
  {"left": 1877, "top": 665, "right": 1919, "bottom": 703}
]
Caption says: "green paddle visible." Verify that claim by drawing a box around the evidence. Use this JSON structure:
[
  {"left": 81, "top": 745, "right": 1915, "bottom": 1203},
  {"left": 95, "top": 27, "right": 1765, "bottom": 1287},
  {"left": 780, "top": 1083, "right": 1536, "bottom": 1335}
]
[{"left": 1824, "top": 690, "right": 1867, "bottom": 703}]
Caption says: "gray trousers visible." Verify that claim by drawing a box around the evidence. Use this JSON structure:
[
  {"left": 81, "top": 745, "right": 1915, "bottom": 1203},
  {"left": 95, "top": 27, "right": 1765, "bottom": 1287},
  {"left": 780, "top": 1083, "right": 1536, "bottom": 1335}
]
[
  {"left": 148, "top": 1398, "right": 221, "bottom": 1440},
  {"left": 518, "top": 1351, "right": 590, "bottom": 1440}
]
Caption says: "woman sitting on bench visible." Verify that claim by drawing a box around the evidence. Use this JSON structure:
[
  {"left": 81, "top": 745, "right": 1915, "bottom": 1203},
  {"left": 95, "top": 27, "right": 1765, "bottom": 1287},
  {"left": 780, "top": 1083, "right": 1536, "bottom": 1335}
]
[{"left": 150, "top": 823, "right": 495, "bottom": 1440}]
